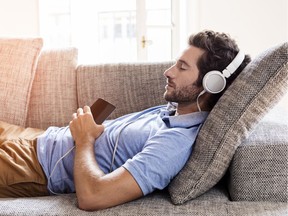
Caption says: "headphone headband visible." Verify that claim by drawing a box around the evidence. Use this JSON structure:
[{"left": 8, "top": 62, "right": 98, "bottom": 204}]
[{"left": 222, "top": 50, "right": 245, "bottom": 78}]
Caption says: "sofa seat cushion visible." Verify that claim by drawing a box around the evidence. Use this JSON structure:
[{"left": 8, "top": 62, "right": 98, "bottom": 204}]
[
  {"left": 0, "top": 188, "right": 287, "bottom": 216},
  {"left": 168, "top": 42, "right": 288, "bottom": 204},
  {"left": 0, "top": 38, "right": 43, "bottom": 126},
  {"left": 26, "top": 48, "right": 78, "bottom": 129},
  {"left": 228, "top": 104, "right": 288, "bottom": 202}
]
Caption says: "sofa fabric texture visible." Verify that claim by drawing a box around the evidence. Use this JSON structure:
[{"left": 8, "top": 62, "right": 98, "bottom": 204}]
[
  {"left": 168, "top": 42, "right": 288, "bottom": 204},
  {"left": 76, "top": 62, "right": 172, "bottom": 119},
  {"left": 26, "top": 48, "right": 78, "bottom": 129},
  {"left": 229, "top": 114, "right": 288, "bottom": 202},
  {"left": 0, "top": 38, "right": 43, "bottom": 127},
  {"left": 0, "top": 188, "right": 287, "bottom": 216}
]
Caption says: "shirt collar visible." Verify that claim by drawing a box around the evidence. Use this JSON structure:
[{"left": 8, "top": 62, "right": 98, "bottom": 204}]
[{"left": 160, "top": 108, "right": 209, "bottom": 128}]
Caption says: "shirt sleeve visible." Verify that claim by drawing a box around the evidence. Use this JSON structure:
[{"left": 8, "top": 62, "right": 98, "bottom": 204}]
[{"left": 122, "top": 126, "right": 199, "bottom": 195}]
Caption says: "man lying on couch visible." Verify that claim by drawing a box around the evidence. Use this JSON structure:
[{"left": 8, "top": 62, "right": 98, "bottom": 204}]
[{"left": 0, "top": 30, "right": 250, "bottom": 211}]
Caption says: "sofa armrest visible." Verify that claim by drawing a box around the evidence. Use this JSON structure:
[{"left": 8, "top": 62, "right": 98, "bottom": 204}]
[{"left": 228, "top": 108, "right": 288, "bottom": 202}]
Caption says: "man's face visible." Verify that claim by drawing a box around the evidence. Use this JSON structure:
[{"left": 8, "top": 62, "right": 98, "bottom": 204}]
[{"left": 163, "top": 45, "right": 205, "bottom": 103}]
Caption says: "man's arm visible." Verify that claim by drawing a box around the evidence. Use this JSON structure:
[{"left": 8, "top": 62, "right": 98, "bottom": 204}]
[{"left": 69, "top": 106, "right": 143, "bottom": 211}]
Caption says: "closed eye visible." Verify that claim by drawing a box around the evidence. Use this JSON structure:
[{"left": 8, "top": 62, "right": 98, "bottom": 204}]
[{"left": 176, "top": 60, "right": 189, "bottom": 70}]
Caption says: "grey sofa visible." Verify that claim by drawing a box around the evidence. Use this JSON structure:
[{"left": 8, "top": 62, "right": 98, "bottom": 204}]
[{"left": 0, "top": 38, "right": 287, "bottom": 215}]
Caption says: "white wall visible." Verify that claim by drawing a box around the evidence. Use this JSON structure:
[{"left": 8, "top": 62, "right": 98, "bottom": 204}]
[
  {"left": 0, "top": 0, "right": 39, "bottom": 37},
  {"left": 185, "top": 0, "right": 288, "bottom": 58}
]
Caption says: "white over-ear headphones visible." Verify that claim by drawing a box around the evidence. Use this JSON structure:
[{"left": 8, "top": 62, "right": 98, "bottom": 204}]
[{"left": 202, "top": 51, "right": 245, "bottom": 94}]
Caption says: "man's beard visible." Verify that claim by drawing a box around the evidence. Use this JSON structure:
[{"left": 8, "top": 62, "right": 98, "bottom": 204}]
[{"left": 164, "top": 83, "right": 202, "bottom": 103}]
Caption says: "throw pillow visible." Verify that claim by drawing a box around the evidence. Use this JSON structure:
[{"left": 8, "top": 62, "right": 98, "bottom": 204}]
[
  {"left": 26, "top": 48, "right": 78, "bottom": 129},
  {"left": 168, "top": 42, "right": 288, "bottom": 204},
  {"left": 0, "top": 38, "right": 43, "bottom": 126}
]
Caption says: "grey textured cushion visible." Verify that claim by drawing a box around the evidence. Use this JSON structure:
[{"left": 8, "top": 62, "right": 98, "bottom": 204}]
[
  {"left": 76, "top": 62, "right": 173, "bottom": 118},
  {"left": 229, "top": 107, "right": 288, "bottom": 202},
  {"left": 168, "top": 42, "right": 288, "bottom": 204},
  {"left": 0, "top": 188, "right": 287, "bottom": 216}
]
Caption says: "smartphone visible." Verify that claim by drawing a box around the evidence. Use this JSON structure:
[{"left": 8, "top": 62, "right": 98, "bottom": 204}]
[{"left": 90, "top": 98, "right": 116, "bottom": 124}]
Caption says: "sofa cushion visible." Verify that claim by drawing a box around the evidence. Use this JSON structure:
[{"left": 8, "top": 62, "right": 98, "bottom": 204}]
[
  {"left": 26, "top": 48, "right": 78, "bottom": 129},
  {"left": 76, "top": 62, "right": 172, "bottom": 119},
  {"left": 228, "top": 102, "right": 288, "bottom": 202},
  {"left": 0, "top": 38, "right": 43, "bottom": 126},
  {"left": 0, "top": 190, "right": 287, "bottom": 216},
  {"left": 168, "top": 42, "right": 288, "bottom": 204}
]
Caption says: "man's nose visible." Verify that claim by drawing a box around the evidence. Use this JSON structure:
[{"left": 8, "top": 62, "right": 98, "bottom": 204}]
[{"left": 163, "top": 65, "right": 175, "bottom": 78}]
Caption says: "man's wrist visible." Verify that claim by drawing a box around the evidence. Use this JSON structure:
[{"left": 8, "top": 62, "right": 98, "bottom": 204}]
[{"left": 74, "top": 137, "right": 95, "bottom": 148}]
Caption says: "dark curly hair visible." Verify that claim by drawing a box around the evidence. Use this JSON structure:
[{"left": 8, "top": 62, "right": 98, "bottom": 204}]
[{"left": 189, "top": 30, "right": 251, "bottom": 110}]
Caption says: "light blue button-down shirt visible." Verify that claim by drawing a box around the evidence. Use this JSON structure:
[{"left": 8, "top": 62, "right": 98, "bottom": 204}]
[{"left": 37, "top": 104, "right": 209, "bottom": 195}]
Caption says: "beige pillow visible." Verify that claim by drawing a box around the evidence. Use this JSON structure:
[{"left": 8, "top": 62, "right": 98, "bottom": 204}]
[
  {"left": 26, "top": 48, "right": 78, "bottom": 129},
  {"left": 168, "top": 42, "right": 288, "bottom": 204},
  {"left": 0, "top": 38, "right": 43, "bottom": 126}
]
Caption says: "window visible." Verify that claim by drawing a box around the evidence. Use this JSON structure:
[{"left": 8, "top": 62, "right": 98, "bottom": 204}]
[
  {"left": 39, "top": 0, "right": 177, "bottom": 64},
  {"left": 39, "top": 0, "right": 72, "bottom": 47}
]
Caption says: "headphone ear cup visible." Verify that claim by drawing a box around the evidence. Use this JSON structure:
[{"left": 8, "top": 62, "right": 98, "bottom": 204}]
[{"left": 202, "top": 71, "right": 226, "bottom": 94}]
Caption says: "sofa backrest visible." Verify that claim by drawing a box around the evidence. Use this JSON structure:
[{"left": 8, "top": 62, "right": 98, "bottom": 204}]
[
  {"left": 0, "top": 37, "right": 173, "bottom": 129},
  {"left": 76, "top": 62, "right": 173, "bottom": 119},
  {"left": 25, "top": 50, "right": 172, "bottom": 129}
]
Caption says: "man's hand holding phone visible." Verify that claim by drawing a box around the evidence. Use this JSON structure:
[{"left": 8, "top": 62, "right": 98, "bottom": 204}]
[{"left": 69, "top": 98, "right": 115, "bottom": 146}]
